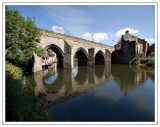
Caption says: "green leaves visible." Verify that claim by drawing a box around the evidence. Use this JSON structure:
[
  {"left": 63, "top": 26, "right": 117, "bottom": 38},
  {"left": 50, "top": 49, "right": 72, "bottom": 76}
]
[
  {"left": 6, "top": 61, "right": 22, "bottom": 80},
  {"left": 131, "top": 55, "right": 154, "bottom": 67},
  {"left": 5, "top": 6, "right": 44, "bottom": 66}
]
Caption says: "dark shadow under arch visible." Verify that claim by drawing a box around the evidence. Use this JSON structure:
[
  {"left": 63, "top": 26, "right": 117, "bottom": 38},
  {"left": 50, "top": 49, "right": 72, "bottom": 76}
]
[
  {"left": 111, "top": 51, "right": 119, "bottom": 64},
  {"left": 95, "top": 51, "right": 105, "bottom": 65},
  {"left": 74, "top": 48, "right": 88, "bottom": 66}
]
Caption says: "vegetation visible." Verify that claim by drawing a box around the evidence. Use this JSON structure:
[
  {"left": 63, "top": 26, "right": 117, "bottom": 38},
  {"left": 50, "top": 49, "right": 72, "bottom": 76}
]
[
  {"left": 131, "top": 54, "right": 154, "bottom": 67},
  {"left": 6, "top": 61, "right": 22, "bottom": 80},
  {"left": 5, "top": 6, "right": 44, "bottom": 68},
  {"left": 5, "top": 7, "right": 48, "bottom": 121},
  {"left": 6, "top": 62, "right": 49, "bottom": 121}
]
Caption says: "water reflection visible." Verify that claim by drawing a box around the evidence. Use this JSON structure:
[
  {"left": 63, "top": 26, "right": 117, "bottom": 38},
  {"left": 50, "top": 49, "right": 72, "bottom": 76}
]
[
  {"left": 30, "top": 63, "right": 154, "bottom": 106},
  {"left": 111, "top": 64, "right": 149, "bottom": 95},
  {"left": 25, "top": 63, "right": 155, "bottom": 121},
  {"left": 74, "top": 66, "right": 89, "bottom": 85},
  {"left": 32, "top": 63, "right": 112, "bottom": 105}
]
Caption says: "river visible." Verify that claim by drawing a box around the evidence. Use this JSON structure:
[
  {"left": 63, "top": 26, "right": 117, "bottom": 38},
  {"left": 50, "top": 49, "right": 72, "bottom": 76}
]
[{"left": 26, "top": 63, "right": 155, "bottom": 122}]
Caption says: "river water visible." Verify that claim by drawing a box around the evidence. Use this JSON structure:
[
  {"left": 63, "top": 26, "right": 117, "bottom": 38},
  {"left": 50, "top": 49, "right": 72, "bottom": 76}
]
[{"left": 26, "top": 63, "right": 155, "bottom": 122}]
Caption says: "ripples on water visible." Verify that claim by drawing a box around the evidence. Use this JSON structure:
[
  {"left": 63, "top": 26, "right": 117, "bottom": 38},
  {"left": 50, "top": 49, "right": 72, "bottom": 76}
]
[{"left": 26, "top": 63, "right": 155, "bottom": 122}]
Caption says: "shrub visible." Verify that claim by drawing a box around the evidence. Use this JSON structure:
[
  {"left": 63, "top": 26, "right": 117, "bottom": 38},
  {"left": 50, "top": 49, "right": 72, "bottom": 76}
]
[
  {"left": 5, "top": 61, "right": 22, "bottom": 80},
  {"left": 131, "top": 56, "right": 154, "bottom": 67},
  {"left": 5, "top": 61, "right": 49, "bottom": 121}
]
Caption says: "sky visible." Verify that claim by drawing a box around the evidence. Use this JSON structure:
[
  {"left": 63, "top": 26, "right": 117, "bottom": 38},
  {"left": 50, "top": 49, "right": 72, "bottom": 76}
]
[{"left": 8, "top": 5, "right": 155, "bottom": 46}]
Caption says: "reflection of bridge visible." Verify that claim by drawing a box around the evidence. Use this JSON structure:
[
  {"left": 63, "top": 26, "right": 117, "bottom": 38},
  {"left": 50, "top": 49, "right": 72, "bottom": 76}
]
[
  {"left": 31, "top": 64, "right": 152, "bottom": 106},
  {"left": 34, "top": 64, "right": 113, "bottom": 105},
  {"left": 33, "top": 29, "right": 114, "bottom": 72}
]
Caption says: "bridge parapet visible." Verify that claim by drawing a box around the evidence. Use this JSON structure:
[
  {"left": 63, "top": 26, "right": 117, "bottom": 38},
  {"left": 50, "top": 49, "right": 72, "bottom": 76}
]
[{"left": 40, "top": 29, "right": 114, "bottom": 52}]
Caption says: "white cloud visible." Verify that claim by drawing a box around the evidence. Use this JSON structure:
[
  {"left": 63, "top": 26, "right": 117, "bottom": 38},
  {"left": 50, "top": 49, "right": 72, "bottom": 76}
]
[
  {"left": 82, "top": 32, "right": 108, "bottom": 42},
  {"left": 82, "top": 33, "right": 92, "bottom": 39},
  {"left": 146, "top": 38, "right": 155, "bottom": 44},
  {"left": 115, "top": 28, "right": 139, "bottom": 37},
  {"left": 93, "top": 33, "right": 108, "bottom": 42},
  {"left": 51, "top": 26, "right": 65, "bottom": 34}
]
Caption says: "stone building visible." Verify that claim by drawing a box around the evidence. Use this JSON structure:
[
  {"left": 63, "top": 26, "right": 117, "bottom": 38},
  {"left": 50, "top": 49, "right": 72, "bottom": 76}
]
[
  {"left": 111, "top": 30, "right": 149, "bottom": 64},
  {"left": 147, "top": 43, "right": 155, "bottom": 57}
]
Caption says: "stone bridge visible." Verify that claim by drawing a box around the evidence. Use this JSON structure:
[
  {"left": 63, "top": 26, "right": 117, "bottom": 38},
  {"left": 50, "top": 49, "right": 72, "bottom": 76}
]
[{"left": 33, "top": 29, "right": 114, "bottom": 72}]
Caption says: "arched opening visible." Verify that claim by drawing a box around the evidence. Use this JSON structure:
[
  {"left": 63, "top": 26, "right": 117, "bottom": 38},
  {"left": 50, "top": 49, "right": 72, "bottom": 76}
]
[
  {"left": 44, "top": 44, "right": 64, "bottom": 68},
  {"left": 111, "top": 51, "right": 119, "bottom": 64},
  {"left": 74, "top": 48, "right": 88, "bottom": 66},
  {"left": 95, "top": 51, "right": 105, "bottom": 65}
]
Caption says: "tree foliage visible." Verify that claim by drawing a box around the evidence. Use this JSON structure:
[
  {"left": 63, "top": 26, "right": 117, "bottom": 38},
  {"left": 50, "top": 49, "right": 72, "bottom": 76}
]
[
  {"left": 6, "top": 61, "right": 22, "bottom": 80},
  {"left": 5, "top": 6, "right": 44, "bottom": 66}
]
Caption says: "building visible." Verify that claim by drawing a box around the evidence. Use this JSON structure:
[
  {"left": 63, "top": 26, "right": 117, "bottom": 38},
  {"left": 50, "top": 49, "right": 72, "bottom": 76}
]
[{"left": 112, "top": 30, "right": 149, "bottom": 64}]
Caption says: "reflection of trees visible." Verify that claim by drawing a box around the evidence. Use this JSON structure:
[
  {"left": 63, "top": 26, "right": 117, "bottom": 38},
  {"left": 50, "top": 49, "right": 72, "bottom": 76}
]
[{"left": 111, "top": 64, "right": 148, "bottom": 95}]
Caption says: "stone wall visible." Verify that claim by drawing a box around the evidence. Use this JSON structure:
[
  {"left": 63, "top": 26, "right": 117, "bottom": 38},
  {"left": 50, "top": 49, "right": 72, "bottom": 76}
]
[{"left": 32, "top": 29, "right": 113, "bottom": 72}]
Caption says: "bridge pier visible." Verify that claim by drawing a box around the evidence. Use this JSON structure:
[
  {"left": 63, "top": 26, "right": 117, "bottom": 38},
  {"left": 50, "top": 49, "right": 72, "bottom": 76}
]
[
  {"left": 104, "top": 49, "right": 111, "bottom": 65},
  {"left": 63, "top": 41, "right": 73, "bottom": 68},
  {"left": 88, "top": 48, "right": 95, "bottom": 66},
  {"left": 33, "top": 53, "right": 42, "bottom": 72}
]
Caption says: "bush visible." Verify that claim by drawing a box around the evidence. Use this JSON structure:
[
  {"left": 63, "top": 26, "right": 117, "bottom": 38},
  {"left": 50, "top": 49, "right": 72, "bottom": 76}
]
[
  {"left": 5, "top": 61, "right": 49, "bottom": 121},
  {"left": 131, "top": 55, "right": 141, "bottom": 66},
  {"left": 6, "top": 61, "right": 22, "bottom": 80},
  {"left": 131, "top": 56, "right": 154, "bottom": 67}
]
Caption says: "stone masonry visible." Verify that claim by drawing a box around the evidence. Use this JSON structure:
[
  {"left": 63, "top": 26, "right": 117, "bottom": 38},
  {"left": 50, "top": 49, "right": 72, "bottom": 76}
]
[{"left": 33, "top": 29, "right": 114, "bottom": 72}]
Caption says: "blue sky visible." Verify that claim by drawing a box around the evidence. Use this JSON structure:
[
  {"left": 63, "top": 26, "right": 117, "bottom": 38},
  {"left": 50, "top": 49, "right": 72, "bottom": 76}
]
[{"left": 8, "top": 5, "right": 155, "bottom": 46}]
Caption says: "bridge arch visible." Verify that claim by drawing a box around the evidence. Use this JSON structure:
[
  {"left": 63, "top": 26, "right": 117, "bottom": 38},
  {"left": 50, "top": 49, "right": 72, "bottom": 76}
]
[
  {"left": 74, "top": 47, "right": 88, "bottom": 66},
  {"left": 44, "top": 44, "right": 64, "bottom": 68},
  {"left": 95, "top": 50, "right": 105, "bottom": 65},
  {"left": 111, "top": 51, "right": 119, "bottom": 64}
]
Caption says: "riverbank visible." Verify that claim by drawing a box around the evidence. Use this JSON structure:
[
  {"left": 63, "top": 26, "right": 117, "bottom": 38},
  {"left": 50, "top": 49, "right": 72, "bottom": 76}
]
[{"left": 130, "top": 55, "right": 154, "bottom": 67}]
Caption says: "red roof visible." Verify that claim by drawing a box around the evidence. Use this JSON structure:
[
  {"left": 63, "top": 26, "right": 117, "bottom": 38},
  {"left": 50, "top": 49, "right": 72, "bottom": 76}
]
[{"left": 130, "top": 36, "right": 137, "bottom": 41}]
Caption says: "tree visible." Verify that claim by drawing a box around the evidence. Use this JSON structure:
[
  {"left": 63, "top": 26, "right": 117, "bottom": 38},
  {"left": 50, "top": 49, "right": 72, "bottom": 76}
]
[{"left": 5, "top": 6, "right": 44, "bottom": 67}]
